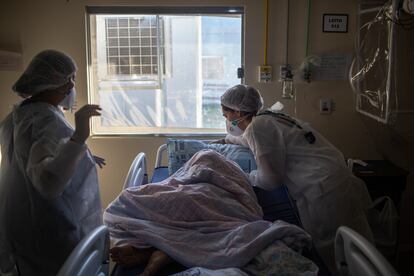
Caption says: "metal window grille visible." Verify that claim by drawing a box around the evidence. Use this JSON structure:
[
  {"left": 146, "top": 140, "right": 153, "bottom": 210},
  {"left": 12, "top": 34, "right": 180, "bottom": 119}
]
[{"left": 104, "top": 16, "right": 165, "bottom": 77}]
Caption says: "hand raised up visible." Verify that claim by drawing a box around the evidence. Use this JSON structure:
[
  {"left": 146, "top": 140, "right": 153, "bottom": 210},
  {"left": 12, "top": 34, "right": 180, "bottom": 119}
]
[{"left": 71, "top": 104, "right": 101, "bottom": 144}]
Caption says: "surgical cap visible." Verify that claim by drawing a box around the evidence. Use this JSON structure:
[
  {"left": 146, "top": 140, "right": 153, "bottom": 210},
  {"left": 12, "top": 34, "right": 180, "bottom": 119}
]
[
  {"left": 221, "top": 84, "right": 264, "bottom": 113},
  {"left": 12, "top": 49, "right": 77, "bottom": 98}
]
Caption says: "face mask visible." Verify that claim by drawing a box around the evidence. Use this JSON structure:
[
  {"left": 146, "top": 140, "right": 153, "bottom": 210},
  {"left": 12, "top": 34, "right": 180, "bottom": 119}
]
[
  {"left": 59, "top": 88, "right": 76, "bottom": 112},
  {"left": 226, "top": 118, "right": 244, "bottom": 136}
]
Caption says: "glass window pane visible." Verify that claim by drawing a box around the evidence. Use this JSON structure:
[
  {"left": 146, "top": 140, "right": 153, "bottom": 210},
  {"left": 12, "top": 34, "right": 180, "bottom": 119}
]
[
  {"left": 119, "top": 48, "right": 129, "bottom": 55},
  {"left": 142, "top": 66, "right": 152, "bottom": 74},
  {"left": 130, "top": 28, "right": 139, "bottom": 36},
  {"left": 141, "top": 47, "right": 151, "bottom": 55},
  {"left": 119, "top": 18, "right": 129, "bottom": 27},
  {"left": 202, "top": 57, "right": 224, "bottom": 79},
  {"left": 130, "top": 47, "right": 140, "bottom": 55},
  {"left": 119, "top": 38, "right": 129, "bottom": 46},
  {"left": 107, "top": 28, "right": 118, "bottom": 37},
  {"left": 120, "top": 66, "right": 130, "bottom": 74},
  {"left": 141, "top": 28, "right": 150, "bottom": 36},
  {"left": 141, "top": 37, "right": 150, "bottom": 46},
  {"left": 107, "top": 18, "right": 118, "bottom": 27},
  {"left": 119, "top": 28, "right": 129, "bottom": 37},
  {"left": 141, "top": 56, "right": 151, "bottom": 64},
  {"left": 140, "top": 18, "right": 151, "bottom": 27},
  {"left": 119, "top": 57, "right": 129, "bottom": 66},
  {"left": 131, "top": 56, "right": 140, "bottom": 64},
  {"left": 131, "top": 66, "right": 141, "bottom": 74},
  {"left": 130, "top": 37, "right": 139, "bottom": 46},
  {"left": 108, "top": 57, "right": 118, "bottom": 65},
  {"left": 129, "top": 18, "right": 139, "bottom": 27},
  {"left": 89, "top": 13, "right": 242, "bottom": 134},
  {"left": 107, "top": 48, "right": 119, "bottom": 56},
  {"left": 108, "top": 38, "right": 118, "bottom": 47},
  {"left": 108, "top": 65, "right": 118, "bottom": 75}
]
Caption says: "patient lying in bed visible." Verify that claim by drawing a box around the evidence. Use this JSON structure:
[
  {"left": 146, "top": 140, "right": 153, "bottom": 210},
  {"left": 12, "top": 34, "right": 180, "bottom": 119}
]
[{"left": 104, "top": 149, "right": 317, "bottom": 275}]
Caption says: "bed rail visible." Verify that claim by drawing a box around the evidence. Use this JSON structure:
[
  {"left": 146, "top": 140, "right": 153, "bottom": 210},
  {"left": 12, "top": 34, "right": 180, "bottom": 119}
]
[
  {"left": 123, "top": 152, "right": 148, "bottom": 189},
  {"left": 57, "top": 225, "right": 109, "bottom": 276},
  {"left": 155, "top": 144, "right": 167, "bottom": 168},
  {"left": 154, "top": 140, "right": 216, "bottom": 168}
]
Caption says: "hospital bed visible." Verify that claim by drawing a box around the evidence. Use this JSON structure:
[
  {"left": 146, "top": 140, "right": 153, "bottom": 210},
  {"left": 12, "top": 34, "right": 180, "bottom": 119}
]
[
  {"left": 58, "top": 225, "right": 110, "bottom": 276},
  {"left": 335, "top": 226, "right": 399, "bottom": 276},
  {"left": 111, "top": 143, "right": 332, "bottom": 276}
]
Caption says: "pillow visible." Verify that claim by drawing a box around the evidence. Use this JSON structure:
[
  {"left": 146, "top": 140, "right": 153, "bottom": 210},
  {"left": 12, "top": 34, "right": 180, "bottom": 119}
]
[{"left": 167, "top": 139, "right": 257, "bottom": 175}]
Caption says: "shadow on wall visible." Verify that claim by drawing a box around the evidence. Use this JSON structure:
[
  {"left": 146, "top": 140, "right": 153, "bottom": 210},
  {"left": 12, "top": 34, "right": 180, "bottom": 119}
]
[{"left": 359, "top": 114, "right": 414, "bottom": 254}]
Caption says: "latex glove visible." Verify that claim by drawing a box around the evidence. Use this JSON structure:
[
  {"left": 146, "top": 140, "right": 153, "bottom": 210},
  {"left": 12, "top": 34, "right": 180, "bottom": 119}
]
[
  {"left": 93, "top": 155, "right": 106, "bottom": 169},
  {"left": 209, "top": 138, "right": 226, "bottom": 144},
  {"left": 224, "top": 134, "right": 248, "bottom": 146},
  {"left": 248, "top": 170, "right": 258, "bottom": 186},
  {"left": 71, "top": 104, "right": 102, "bottom": 144}
]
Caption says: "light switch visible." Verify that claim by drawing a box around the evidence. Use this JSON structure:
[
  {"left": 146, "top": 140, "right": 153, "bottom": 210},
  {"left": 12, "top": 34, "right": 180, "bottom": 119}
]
[{"left": 320, "top": 98, "right": 333, "bottom": 114}]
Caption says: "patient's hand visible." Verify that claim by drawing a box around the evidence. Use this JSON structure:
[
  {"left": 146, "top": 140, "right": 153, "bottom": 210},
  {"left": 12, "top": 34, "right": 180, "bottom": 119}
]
[
  {"left": 110, "top": 246, "right": 174, "bottom": 275},
  {"left": 110, "top": 245, "right": 153, "bottom": 268},
  {"left": 139, "top": 250, "right": 174, "bottom": 276},
  {"left": 209, "top": 138, "right": 226, "bottom": 144}
]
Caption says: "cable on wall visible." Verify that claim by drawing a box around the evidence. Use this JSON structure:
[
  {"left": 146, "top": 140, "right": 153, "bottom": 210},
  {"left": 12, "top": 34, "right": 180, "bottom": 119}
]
[
  {"left": 264, "top": 0, "right": 269, "bottom": 65},
  {"left": 258, "top": 0, "right": 272, "bottom": 83}
]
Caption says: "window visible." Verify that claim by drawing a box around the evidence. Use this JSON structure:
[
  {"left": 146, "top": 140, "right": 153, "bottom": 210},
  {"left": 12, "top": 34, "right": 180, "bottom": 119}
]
[
  {"left": 86, "top": 7, "right": 243, "bottom": 135},
  {"left": 105, "top": 16, "right": 165, "bottom": 78}
]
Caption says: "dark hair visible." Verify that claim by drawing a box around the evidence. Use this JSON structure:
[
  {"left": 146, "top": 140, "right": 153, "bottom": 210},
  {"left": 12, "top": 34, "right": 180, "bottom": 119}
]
[{"left": 221, "top": 104, "right": 257, "bottom": 120}]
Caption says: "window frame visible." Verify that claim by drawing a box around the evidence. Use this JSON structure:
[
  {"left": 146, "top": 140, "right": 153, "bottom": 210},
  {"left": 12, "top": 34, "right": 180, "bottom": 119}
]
[{"left": 86, "top": 6, "right": 245, "bottom": 136}]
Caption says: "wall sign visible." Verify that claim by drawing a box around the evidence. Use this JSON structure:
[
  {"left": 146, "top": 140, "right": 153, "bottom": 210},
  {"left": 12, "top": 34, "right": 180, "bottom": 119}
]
[{"left": 323, "top": 14, "right": 348, "bottom": 33}]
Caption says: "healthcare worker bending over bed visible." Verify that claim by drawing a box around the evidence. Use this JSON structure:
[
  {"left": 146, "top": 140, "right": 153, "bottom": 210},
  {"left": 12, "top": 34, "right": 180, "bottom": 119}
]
[
  {"left": 0, "top": 50, "right": 103, "bottom": 276},
  {"left": 216, "top": 84, "right": 374, "bottom": 270}
]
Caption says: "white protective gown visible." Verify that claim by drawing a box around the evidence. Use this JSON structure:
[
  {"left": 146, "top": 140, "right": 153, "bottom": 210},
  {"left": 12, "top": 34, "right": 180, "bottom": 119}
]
[
  {"left": 0, "top": 102, "right": 102, "bottom": 276},
  {"left": 225, "top": 112, "right": 374, "bottom": 268}
]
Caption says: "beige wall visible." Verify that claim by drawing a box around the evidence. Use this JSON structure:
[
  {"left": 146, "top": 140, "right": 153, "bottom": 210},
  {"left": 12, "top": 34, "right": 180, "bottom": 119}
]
[
  {"left": 13, "top": 0, "right": 414, "bottom": 216},
  {"left": 4, "top": 0, "right": 414, "bottom": 254},
  {"left": 2, "top": 0, "right": 414, "bottom": 262},
  {"left": 1, "top": 0, "right": 382, "bottom": 207}
]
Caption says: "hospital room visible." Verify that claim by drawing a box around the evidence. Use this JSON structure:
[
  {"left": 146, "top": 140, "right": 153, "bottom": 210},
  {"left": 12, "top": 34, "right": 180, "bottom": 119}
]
[{"left": 0, "top": 0, "right": 413, "bottom": 275}]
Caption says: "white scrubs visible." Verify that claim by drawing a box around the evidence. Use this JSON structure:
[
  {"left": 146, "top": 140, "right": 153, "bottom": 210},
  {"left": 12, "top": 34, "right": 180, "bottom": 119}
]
[
  {"left": 0, "top": 102, "right": 102, "bottom": 276},
  {"left": 226, "top": 112, "right": 373, "bottom": 269}
]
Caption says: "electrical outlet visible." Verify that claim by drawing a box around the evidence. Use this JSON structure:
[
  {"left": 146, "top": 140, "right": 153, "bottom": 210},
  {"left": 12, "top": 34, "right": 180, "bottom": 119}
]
[
  {"left": 258, "top": 65, "right": 272, "bottom": 83},
  {"left": 279, "top": 64, "right": 293, "bottom": 81},
  {"left": 320, "top": 98, "right": 333, "bottom": 114}
]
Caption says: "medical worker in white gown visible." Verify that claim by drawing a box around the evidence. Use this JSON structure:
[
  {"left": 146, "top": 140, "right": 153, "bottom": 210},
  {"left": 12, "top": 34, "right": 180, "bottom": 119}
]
[
  {"left": 217, "top": 84, "right": 374, "bottom": 271},
  {"left": 0, "top": 50, "right": 103, "bottom": 276}
]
